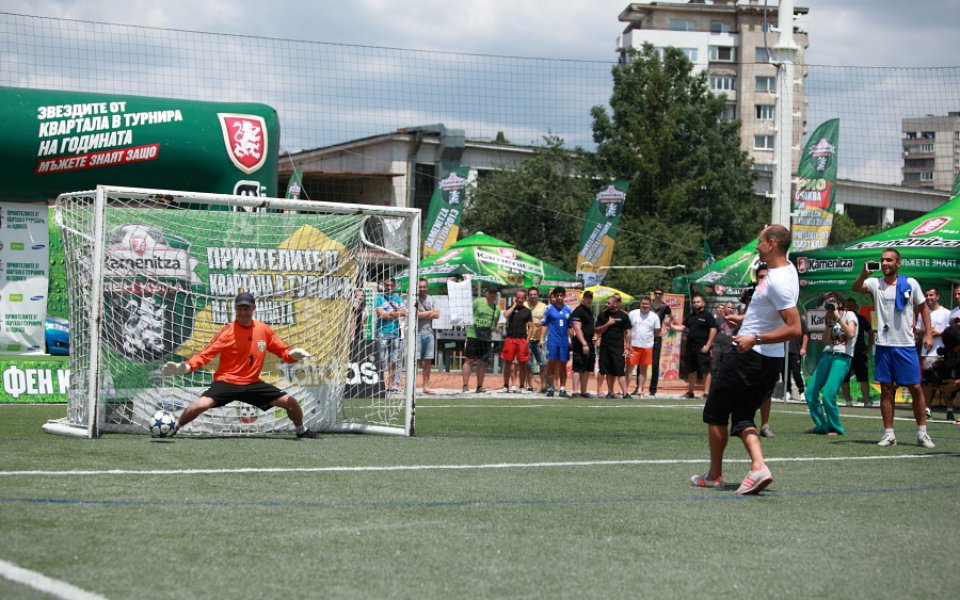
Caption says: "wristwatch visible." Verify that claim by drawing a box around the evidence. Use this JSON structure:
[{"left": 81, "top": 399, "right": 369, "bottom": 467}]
[{"left": 754, "top": 333, "right": 762, "bottom": 345}]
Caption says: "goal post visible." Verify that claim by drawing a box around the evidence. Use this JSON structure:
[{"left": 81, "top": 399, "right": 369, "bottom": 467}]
[{"left": 43, "top": 185, "right": 421, "bottom": 438}]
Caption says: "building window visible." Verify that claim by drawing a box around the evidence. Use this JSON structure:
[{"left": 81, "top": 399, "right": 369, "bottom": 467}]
[
  {"left": 905, "top": 131, "right": 917, "bottom": 139},
  {"left": 756, "top": 47, "right": 771, "bottom": 62},
  {"left": 754, "top": 134, "right": 775, "bottom": 150},
  {"left": 755, "top": 104, "right": 775, "bottom": 120},
  {"left": 921, "top": 131, "right": 936, "bottom": 139},
  {"left": 916, "top": 143, "right": 934, "bottom": 152},
  {"left": 709, "top": 46, "right": 736, "bottom": 62},
  {"left": 680, "top": 48, "right": 698, "bottom": 62},
  {"left": 669, "top": 19, "right": 695, "bottom": 31},
  {"left": 710, "top": 74, "right": 736, "bottom": 91},
  {"left": 920, "top": 172, "right": 934, "bottom": 181},
  {"left": 721, "top": 104, "right": 737, "bottom": 121},
  {"left": 755, "top": 76, "right": 775, "bottom": 93},
  {"left": 710, "top": 20, "right": 732, "bottom": 34}
]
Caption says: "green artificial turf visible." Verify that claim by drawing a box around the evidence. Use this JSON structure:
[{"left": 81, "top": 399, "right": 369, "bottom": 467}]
[{"left": 1, "top": 400, "right": 958, "bottom": 599}]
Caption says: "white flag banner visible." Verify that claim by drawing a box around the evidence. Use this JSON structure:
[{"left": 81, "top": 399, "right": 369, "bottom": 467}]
[{"left": 0, "top": 201, "right": 49, "bottom": 355}]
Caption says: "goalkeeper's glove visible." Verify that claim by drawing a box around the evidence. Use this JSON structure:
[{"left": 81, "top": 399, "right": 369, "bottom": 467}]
[
  {"left": 161, "top": 361, "right": 191, "bottom": 376},
  {"left": 289, "top": 348, "right": 312, "bottom": 361}
]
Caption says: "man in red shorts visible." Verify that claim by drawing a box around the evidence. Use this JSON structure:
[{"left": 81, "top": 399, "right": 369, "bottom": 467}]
[
  {"left": 500, "top": 289, "right": 532, "bottom": 392},
  {"left": 160, "top": 292, "right": 317, "bottom": 438}
]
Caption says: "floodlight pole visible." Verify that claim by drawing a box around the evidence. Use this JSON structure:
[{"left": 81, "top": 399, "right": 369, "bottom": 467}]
[{"left": 772, "top": 0, "right": 798, "bottom": 231}]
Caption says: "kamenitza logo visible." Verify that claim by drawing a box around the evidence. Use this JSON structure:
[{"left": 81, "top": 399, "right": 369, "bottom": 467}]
[
  {"left": 795, "top": 256, "right": 853, "bottom": 274},
  {"left": 218, "top": 113, "right": 267, "bottom": 174},
  {"left": 909, "top": 216, "right": 951, "bottom": 237}
]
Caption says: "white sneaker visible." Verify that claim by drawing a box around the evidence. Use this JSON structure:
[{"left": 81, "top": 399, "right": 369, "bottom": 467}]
[
  {"left": 917, "top": 433, "right": 935, "bottom": 449},
  {"left": 877, "top": 432, "right": 897, "bottom": 447},
  {"left": 799, "top": 392, "right": 806, "bottom": 402},
  {"left": 509, "top": 386, "right": 518, "bottom": 393}
]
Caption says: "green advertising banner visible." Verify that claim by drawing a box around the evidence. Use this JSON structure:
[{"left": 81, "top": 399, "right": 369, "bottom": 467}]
[
  {"left": 793, "top": 195, "right": 960, "bottom": 292},
  {"left": 671, "top": 238, "right": 761, "bottom": 301},
  {"left": 0, "top": 87, "right": 279, "bottom": 201},
  {"left": 576, "top": 180, "right": 628, "bottom": 286},
  {"left": 0, "top": 356, "right": 70, "bottom": 402},
  {"left": 422, "top": 166, "right": 470, "bottom": 258},
  {"left": 791, "top": 118, "right": 840, "bottom": 251},
  {"left": 285, "top": 168, "right": 304, "bottom": 199}
]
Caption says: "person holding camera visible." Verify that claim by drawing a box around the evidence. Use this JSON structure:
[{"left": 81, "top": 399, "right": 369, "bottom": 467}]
[
  {"left": 915, "top": 288, "right": 951, "bottom": 414},
  {"left": 804, "top": 292, "right": 858, "bottom": 436},
  {"left": 853, "top": 249, "right": 934, "bottom": 448}
]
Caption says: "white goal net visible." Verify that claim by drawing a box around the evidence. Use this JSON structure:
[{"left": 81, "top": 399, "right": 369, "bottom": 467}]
[{"left": 43, "top": 186, "right": 420, "bottom": 438}]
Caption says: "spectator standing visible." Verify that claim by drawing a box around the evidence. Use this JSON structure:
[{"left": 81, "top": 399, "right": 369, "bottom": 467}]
[
  {"left": 853, "top": 248, "right": 934, "bottom": 448},
  {"left": 691, "top": 225, "right": 801, "bottom": 495},
  {"left": 500, "top": 289, "right": 532, "bottom": 393},
  {"left": 841, "top": 298, "right": 875, "bottom": 406},
  {"left": 804, "top": 292, "right": 858, "bottom": 436},
  {"left": 462, "top": 286, "right": 501, "bottom": 393},
  {"left": 627, "top": 297, "right": 660, "bottom": 396},
  {"left": 916, "top": 287, "right": 952, "bottom": 412},
  {"left": 541, "top": 287, "right": 573, "bottom": 397},
  {"left": 950, "top": 286, "right": 960, "bottom": 325},
  {"left": 784, "top": 318, "right": 809, "bottom": 402},
  {"left": 648, "top": 288, "right": 673, "bottom": 396},
  {"left": 678, "top": 294, "right": 717, "bottom": 399},
  {"left": 414, "top": 278, "right": 440, "bottom": 395},
  {"left": 595, "top": 294, "right": 632, "bottom": 399},
  {"left": 570, "top": 291, "right": 597, "bottom": 398},
  {"left": 525, "top": 287, "right": 549, "bottom": 393},
  {"left": 375, "top": 277, "right": 407, "bottom": 392}
]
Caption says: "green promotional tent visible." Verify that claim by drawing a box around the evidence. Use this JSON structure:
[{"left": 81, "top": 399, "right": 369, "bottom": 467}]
[
  {"left": 791, "top": 195, "right": 960, "bottom": 295},
  {"left": 397, "top": 232, "right": 580, "bottom": 292},
  {"left": 671, "top": 238, "right": 762, "bottom": 302}
]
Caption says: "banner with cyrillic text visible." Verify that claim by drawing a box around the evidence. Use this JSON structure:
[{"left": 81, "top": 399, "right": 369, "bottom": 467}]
[
  {"left": 791, "top": 118, "right": 839, "bottom": 251},
  {"left": 0, "top": 201, "right": 49, "bottom": 354},
  {"left": 576, "top": 180, "right": 628, "bottom": 287},
  {"left": 422, "top": 166, "right": 470, "bottom": 258}
]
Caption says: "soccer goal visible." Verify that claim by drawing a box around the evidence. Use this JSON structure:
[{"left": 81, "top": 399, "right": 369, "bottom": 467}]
[{"left": 43, "top": 185, "right": 420, "bottom": 438}]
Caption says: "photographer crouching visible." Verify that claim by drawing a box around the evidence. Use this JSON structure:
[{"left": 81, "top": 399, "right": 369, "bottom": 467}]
[{"left": 922, "top": 323, "right": 960, "bottom": 422}]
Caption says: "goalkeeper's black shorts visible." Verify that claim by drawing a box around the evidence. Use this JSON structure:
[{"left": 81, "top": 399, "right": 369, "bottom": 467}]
[{"left": 203, "top": 380, "right": 287, "bottom": 410}]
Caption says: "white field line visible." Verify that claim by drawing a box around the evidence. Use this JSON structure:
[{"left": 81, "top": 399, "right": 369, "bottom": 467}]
[
  {"left": 0, "top": 558, "right": 107, "bottom": 600},
  {"left": 0, "top": 453, "right": 955, "bottom": 478}
]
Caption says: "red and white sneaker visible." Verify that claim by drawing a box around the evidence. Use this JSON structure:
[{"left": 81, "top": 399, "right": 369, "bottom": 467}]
[
  {"left": 690, "top": 473, "right": 724, "bottom": 489},
  {"left": 736, "top": 466, "right": 773, "bottom": 495}
]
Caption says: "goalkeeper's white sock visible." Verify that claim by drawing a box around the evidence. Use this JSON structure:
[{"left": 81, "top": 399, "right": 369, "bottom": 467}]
[{"left": 918, "top": 425, "right": 928, "bottom": 436}]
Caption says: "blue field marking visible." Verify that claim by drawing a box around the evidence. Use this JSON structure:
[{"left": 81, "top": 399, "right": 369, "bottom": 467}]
[{"left": 2, "top": 482, "right": 959, "bottom": 511}]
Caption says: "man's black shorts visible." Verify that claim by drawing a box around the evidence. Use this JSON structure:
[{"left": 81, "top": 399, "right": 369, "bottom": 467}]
[
  {"left": 703, "top": 351, "right": 781, "bottom": 435},
  {"left": 597, "top": 344, "right": 625, "bottom": 376},
  {"left": 202, "top": 380, "right": 287, "bottom": 410},
  {"left": 845, "top": 351, "right": 869, "bottom": 382},
  {"left": 684, "top": 344, "right": 712, "bottom": 375},
  {"left": 464, "top": 338, "right": 492, "bottom": 360},
  {"left": 571, "top": 343, "right": 596, "bottom": 373}
]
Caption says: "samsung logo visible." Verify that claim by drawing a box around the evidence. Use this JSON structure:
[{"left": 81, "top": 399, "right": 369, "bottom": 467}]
[
  {"left": 31, "top": 244, "right": 46, "bottom": 250},
  {"left": 30, "top": 295, "right": 45, "bottom": 301}
]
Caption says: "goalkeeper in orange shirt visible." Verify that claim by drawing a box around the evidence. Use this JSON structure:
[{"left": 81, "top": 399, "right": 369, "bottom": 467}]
[{"left": 160, "top": 291, "right": 317, "bottom": 438}]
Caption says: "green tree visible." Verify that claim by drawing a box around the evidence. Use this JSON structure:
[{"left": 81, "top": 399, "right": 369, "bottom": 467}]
[
  {"left": 461, "top": 135, "right": 595, "bottom": 270},
  {"left": 589, "top": 44, "right": 767, "bottom": 285},
  {"left": 828, "top": 212, "right": 888, "bottom": 246}
]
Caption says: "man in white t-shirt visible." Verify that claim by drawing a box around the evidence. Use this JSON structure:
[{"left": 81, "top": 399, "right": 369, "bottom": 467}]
[
  {"left": 690, "top": 225, "right": 801, "bottom": 496},
  {"left": 916, "top": 288, "right": 951, "bottom": 411},
  {"left": 950, "top": 287, "right": 960, "bottom": 325},
  {"left": 627, "top": 297, "right": 661, "bottom": 396},
  {"left": 853, "top": 248, "right": 934, "bottom": 449}
]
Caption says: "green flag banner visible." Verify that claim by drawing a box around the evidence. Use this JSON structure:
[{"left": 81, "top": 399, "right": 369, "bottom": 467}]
[
  {"left": 285, "top": 168, "right": 304, "bottom": 199},
  {"left": 792, "top": 118, "right": 839, "bottom": 251},
  {"left": 422, "top": 166, "right": 470, "bottom": 258},
  {"left": 0, "top": 87, "right": 278, "bottom": 202},
  {"left": 576, "top": 180, "right": 628, "bottom": 286}
]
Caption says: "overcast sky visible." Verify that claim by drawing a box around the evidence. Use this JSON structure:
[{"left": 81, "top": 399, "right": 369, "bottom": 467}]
[{"left": 2, "top": 0, "right": 958, "bottom": 67}]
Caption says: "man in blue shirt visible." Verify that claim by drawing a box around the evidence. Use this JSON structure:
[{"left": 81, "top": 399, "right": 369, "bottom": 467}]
[
  {"left": 375, "top": 277, "right": 407, "bottom": 392},
  {"left": 541, "top": 287, "right": 572, "bottom": 397}
]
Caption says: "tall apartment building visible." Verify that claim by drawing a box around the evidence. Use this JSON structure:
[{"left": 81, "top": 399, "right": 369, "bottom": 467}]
[
  {"left": 616, "top": 0, "right": 809, "bottom": 172},
  {"left": 901, "top": 112, "right": 960, "bottom": 192}
]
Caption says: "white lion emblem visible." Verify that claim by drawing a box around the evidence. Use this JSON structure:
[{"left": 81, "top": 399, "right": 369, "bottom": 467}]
[{"left": 232, "top": 120, "right": 262, "bottom": 160}]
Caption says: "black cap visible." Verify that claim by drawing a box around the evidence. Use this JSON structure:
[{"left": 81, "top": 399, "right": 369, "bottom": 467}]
[{"left": 235, "top": 292, "right": 256, "bottom": 307}]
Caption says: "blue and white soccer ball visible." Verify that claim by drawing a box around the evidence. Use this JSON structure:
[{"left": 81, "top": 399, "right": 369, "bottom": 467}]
[{"left": 149, "top": 410, "right": 178, "bottom": 438}]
